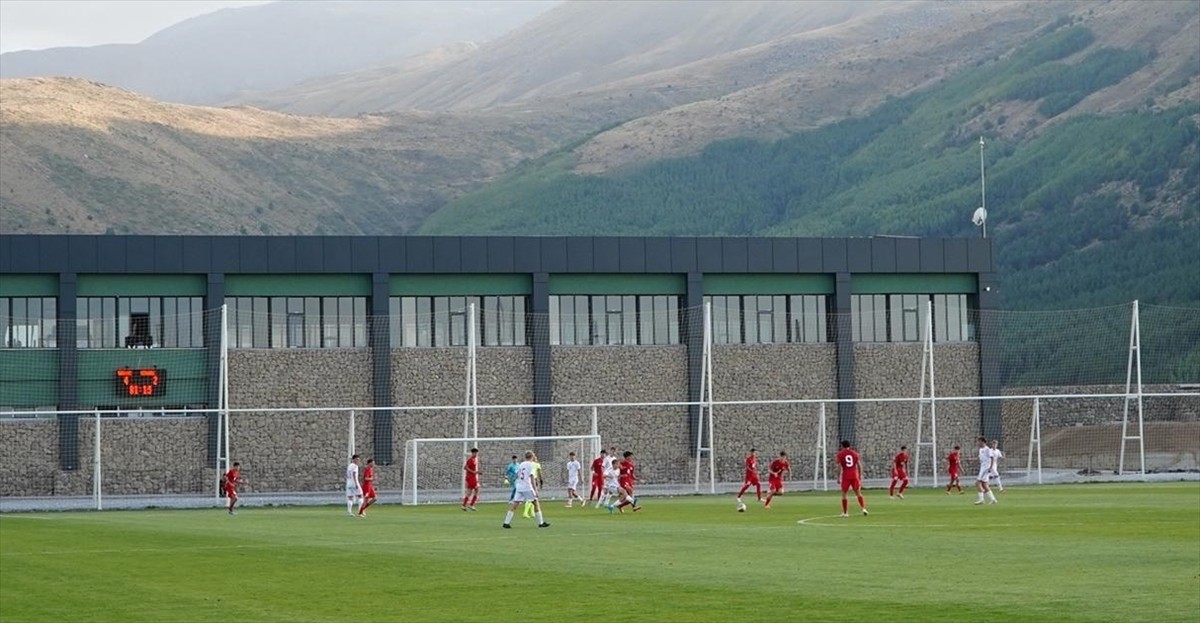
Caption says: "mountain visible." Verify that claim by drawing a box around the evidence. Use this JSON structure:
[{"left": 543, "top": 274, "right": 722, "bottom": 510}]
[{"left": 0, "top": 1, "right": 557, "bottom": 105}]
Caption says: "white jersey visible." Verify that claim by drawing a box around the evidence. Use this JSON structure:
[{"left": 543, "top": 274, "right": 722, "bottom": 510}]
[
  {"left": 566, "top": 460, "right": 581, "bottom": 487},
  {"left": 345, "top": 462, "right": 362, "bottom": 496},
  {"left": 602, "top": 455, "right": 615, "bottom": 471},
  {"left": 514, "top": 460, "right": 538, "bottom": 493},
  {"left": 604, "top": 465, "right": 620, "bottom": 489},
  {"left": 977, "top": 447, "right": 993, "bottom": 481},
  {"left": 990, "top": 448, "right": 1004, "bottom": 476}
]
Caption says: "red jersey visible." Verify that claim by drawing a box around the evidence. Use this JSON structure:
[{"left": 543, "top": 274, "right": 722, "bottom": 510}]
[
  {"left": 463, "top": 455, "right": 478, "bottom": 475},
  {"left": 362, "top": 465, "right": 376, "bottom": 488},
  {"left": 769, "top": 458, "right": 790, "bottom": 478},
  {"left": 893, "top": 452, "right": 909, "bottom": 470},
  {"left": 947, "top": 451, "right": 961, "bottom": 471},
  {"left": 591, "top": 457, "right": 605, "bottom": 478},
  {"left": 618, "top": 460, "right": 636, "bottom": 483},
  {"left": 836, "top": 449, "right": 861, "bottom": 479},
  {"left": 224, "top": 468, "right": 240, "bottom": 489},
  {"left": 744, "top": 454, "right": 758, "bottom": 475}
]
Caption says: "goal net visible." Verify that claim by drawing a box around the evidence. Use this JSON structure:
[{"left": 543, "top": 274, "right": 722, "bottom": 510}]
[{"left": 401, "top": 434, "right": 601, "bottom": 505}]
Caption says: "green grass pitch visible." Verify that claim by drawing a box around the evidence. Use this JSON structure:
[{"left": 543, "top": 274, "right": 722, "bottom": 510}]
[{"left": 2, "top": 482, "right": 1197, "bottom": 622}]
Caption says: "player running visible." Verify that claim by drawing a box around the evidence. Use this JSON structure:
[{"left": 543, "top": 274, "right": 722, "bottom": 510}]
[
  {"left": 598, "top": 457, "right": 621, "bottom": 509},
  {"left": 974, "top": 437, "right": 998, "bottom": 506},
  {"left": 763, "top": 451, "right": 791, "bottom": 509},
  {"left": 889, "top": 445, "right": 910, "bottom": 499},
  {"left": 945, "top": 445, "right": 963, "bottom": 494},
  {"left": 358, "top": 458, "right": 378, "bottom": 517},
  {"left": 346, "top": 454, "right": 364, "bottom": 517},
  {"left": 462, "top": 447, "right": 480, "bottom": 511},
  {"left": 565, "top": 451, "right": 586, "bottom": 507},
  {"left": 611, "top": 451, "right": 642, "bottom": 513},
  {"left": 522, "top": 456, "right": 544, "bottom": 519},
  {"left": 589, "top": 449, "right": 607, "bottom": 504},
  {"left": 736, "top": 448, "right": 762, "bottom": 510},
  {"left": 502, "top": 451, "right": 550, "bottom": 529},
  {"left": 223, "top": 461, "right": 244, "bottom": 515},
  {"left": 835, "top": 440, "right": 868, "bottom": 517},
  {"left": 989, "top": 440, "right": 1005, "bottom": 492}
]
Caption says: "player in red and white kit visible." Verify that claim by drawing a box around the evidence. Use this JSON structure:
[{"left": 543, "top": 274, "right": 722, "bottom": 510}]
[
  {"left": 612, "top": 451, "right": 642, "bottom": 512},
  {"left": 735, "top": 448, "right": 761, "bottom": 510},
  {"left": 358, "top": 458, "right": 378, "bottom": 517},
  {"left": 888, "top": 446, "right": 910, "bottom": 499},
  {"left": 762, "top": 451, "right": 791, "bottom": 509},
  {"left": 945, "top": 445, "right": 963, "bottom": 494},
  {"left": 462, "top": 447, "right": 480, "bottom": 511},
  {"left": 835, "top": 440, "right": 868, "bottom": 517},
  {"left": 223, "top": 461, "right": 244, "bottom": 515},
  {"left": 589, "top": 449, "right": 607, "bottom": 504}
]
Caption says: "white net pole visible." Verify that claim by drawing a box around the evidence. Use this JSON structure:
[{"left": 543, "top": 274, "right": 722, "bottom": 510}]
[
  {"left": 1027, "top": 397, "right": 1043, "bottom": 484},
  {"left": 470, "top": 303, "right": 479, "bottom": 442},
  {"left": 705, "top": 301, "right": 716, "bottom": 494},
  {"left": 813, "top": 401, "right": 828, "bottom": 491},
  {"left": 93, "top": 409, "right": 102, "bottom": 511},
  {"left": 928, "top": 300, "right": 938, "bottom": 488},
  {"left": 347, "top": 410, "right": 356, "bottom": 462},
  {"left": 220, "top": 304, "right": 230, "bottom": 496}
]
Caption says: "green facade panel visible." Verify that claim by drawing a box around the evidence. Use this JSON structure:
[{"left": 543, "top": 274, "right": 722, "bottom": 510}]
[
  {"left": 389, "top": 274, "right": 532, "bottom": 296},
  {"left": 851, "top": 273, "right": 977, "bottom": 294},
  {"left": 77, "top": 350, "right": 208, "bottom": 406},
  {"left": 225, "top": 274, "right": 371, "bottom": 296},
  {"left": 549, "top": 274, "right": 686, "bottom": 295},
  {"left": 77, "top": 274, "right": 206, "bottom": 297},
  {"left": 0, "top": 350, "right": 58, "bottom": 407},
  {"left": 0, "top": 274, "right": 58, "bottom": 297},
  {"left": 702, "top": 274, "right": 835, "bottom": 295}
]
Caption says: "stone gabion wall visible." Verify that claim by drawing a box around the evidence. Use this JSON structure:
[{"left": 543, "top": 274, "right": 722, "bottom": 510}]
[
  {"left": 390, "top": 347, "right": 534, "bottom": 491},
  {"left": 227, "top": 350, "right": 374, "bottom": 492},
  {"left": 0, "top": 420, "right": 58, "bottom": 496},
  {"left": 53, "top": 417, "right": 210, "bottom": 496},
  {"left": 710, "top": 344, "right": 837, "bottom": 483},
  {"left": 852, "top": 342, "right": 981, "bottom": 480},
  {"left": 552, "top": 346, "right": 690, "bottom": 484}
]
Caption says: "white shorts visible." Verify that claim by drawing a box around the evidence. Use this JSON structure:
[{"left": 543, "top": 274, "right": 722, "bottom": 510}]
[
  {"left": 604, "top": 483, "right": 619, "bottom": 494},
  {"left": 977, "top": 467, "right": 992, "bottom": 482},
  {"left": 568, "top": 476, "right": 580, "bottom": 489},
  {"left": 511, "top": 489, "right": 538, "bottom": 503},
  {"left": 346, "top": 484, "right": 363, "bottom": 497}
]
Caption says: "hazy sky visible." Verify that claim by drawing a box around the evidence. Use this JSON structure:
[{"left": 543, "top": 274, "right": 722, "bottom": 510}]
[{"left": 0, "top": 0, "right": 273, "bottom": 53}]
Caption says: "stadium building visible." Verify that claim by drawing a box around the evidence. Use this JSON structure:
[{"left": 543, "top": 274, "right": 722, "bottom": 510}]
[{"left": 0, "top": 234, "right": 996, "bottom": 497}]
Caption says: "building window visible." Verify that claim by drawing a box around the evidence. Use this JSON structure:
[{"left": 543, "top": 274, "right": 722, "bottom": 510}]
[
  {"left": 704, "top": 295, "right": 827, "bottom": 344},
  {"left": 227, "top": 296, "right": 367, "bottom": 349},
  {"left": 851, "top": 294, "right": 973, "bottom": 342},
  {"left": 1, "top": 297, "right": 57, "bottom": 348},
  {"left": 76, "top": 297, "right": 203, "bottom": 348},
  {"left": 548, "top": 295, "right": 680, "bottom": 346},
  {"left": 389, "top": 296, "right": 527, "bottom": 347}
]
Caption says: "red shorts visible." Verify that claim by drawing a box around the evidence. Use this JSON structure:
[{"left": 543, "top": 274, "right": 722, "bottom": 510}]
[
  {"left": 465, "top": 477, "right": 479, "bottom": 489},
  {"left": 592, "top": 474, "right": 604, "bottom": 486},
  {"left": 619, "top": 479, "right": 634, "bottom": 493},
  {"left": 892, "top": 469, "right": 907, "bottom": 480},
  {"left": 768, "top": 477, "right": 784, "bottom": 492},
  {"left": 840, "top": 477, "right": 861, "bottom": 493},
  {"left": 744, "top": 473, "right": 760, "bottom": 485},
  {"left": 224, "top": 487, "right": 237, "bottom": 498},
  {"left": 363, "top": 486, "right": 377, "bottom": 498},
  {"left": 948, "top": 469, "right": 960, "bottom": 479}
]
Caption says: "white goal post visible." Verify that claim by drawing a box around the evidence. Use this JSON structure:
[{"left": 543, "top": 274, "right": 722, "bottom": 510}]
[{"left": 402, "top": 434, "right": 602, "bottom": 505}]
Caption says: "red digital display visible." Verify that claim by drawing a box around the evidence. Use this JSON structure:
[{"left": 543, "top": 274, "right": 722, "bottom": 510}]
[{"left": 116, "top": 368, "right": 165, "bottom": 397}]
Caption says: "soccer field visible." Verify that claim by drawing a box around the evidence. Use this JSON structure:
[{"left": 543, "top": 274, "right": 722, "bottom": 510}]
[{"left": 1, "top": 483, "right": 1197, "bottom": 623}]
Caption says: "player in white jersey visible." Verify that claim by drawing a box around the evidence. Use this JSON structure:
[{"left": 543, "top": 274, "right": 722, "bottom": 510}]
[
  {"left": 565, "top": 452, "right": 586, "bottom": 507},
  {"left": 974, "top": 438, "right": 997, "bottom": 506},
  {"left": 503, "top": 451, "right": 550, "bottom": 529},
  {"left": 597, "top": 461, "right": 621, "bottom": 510},
  {"left": 989, "top": 440, "right": 1005, "bottom": 492},
  {"left": 345, "top": 454, "right": 364, "bottom": 516}
]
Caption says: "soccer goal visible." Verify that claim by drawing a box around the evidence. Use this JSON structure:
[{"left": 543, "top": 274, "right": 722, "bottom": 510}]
[{"left": 401, "top": 434, "right": 602, "bottom": 505}]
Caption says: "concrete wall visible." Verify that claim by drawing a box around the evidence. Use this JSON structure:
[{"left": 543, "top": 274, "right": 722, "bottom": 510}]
[
  {"left": 852, "top": 343, "right": 981, "bottom": 480},
  {"left": 710, "top": 344, "right": 837, "bottom": 483}
]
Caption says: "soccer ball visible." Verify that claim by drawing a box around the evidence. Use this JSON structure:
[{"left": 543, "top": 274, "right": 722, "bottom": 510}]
[{"left": 736, "top": 503, "right": 747, "bottom": 513}]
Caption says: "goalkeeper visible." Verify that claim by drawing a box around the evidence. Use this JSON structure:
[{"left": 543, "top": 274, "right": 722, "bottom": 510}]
[
  {"left": 504, "top": 455, "right": 519, "bottom": 502},
  {"left": 522, "top": 457, "right": 544, "bottom": 519}
]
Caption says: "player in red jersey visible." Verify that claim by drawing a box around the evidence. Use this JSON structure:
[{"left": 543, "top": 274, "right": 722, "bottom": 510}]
[
  {"left": 735, "top": 448, "right": 762, "bottom": 509},
  {"left": 589, "top": 449, "right": 607, "bottom": 502},
  {"left": 835, "top": 440, "right": 868, "bottom": 517},
  {"left": 462, "top": 447, "right": 480, "bottom": 511},
  {"left": 358, "top": 458, "right": 378, "bottom": 517},
  {"left": 888, "top": 446, "right": 910, "bottom": 499},
  {"left": 945, "top": 445, "right": 963, "bottom": 494},
  {"left": 762, "top": 451, "right": 791, "bottom": 509},
  {"left": 223, "top": 461, "right": 244, "bottom": 515},
  {"left": 612, "top": 451, "right": 642, "bottom": 512}
]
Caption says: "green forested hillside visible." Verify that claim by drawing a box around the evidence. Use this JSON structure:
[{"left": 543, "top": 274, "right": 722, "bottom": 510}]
[{"left": 420, "top": 25, "right": 1200, "bottom": 313}]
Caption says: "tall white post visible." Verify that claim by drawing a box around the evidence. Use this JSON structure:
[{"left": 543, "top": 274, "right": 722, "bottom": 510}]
[
  {"left": 347, "top": 410, "right": 356, "bottom": 463},
  {"left": 409, "top": 440, "right": 419, "bottom": 506},
  {"left": 93, "top": 409, "right": 102, "bottom": 511},
  {"left": 979, "top": 136, "right": 987, "bottom": 238},
  {"left": 1119, "top": 300, "right": 1146, "bottom": 478},
  {"left": 705, "top": 302, "right": 716, "bottom": 494},
  {"left": 469, "top": 303, "right": 479, "bottom": 441},
  {"left": 1027, "top": 397, "right": 1043, "bottom": 485},
  {"left": 218, "top": 304, "right": 231, "bottom": 497},
  {"left": 813, "top": 402, "right": 828, "bottom": 491},
  {"left": 914, "top": 299, "right": 938, "bottom": 486}
]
